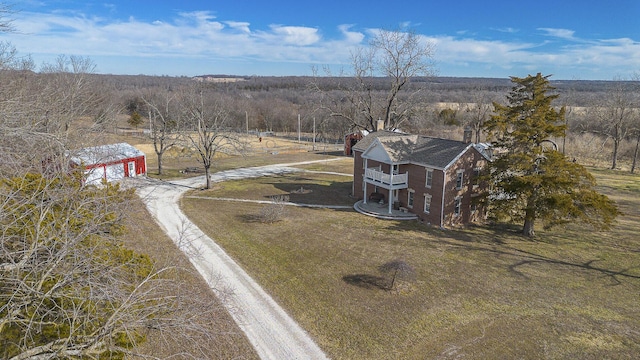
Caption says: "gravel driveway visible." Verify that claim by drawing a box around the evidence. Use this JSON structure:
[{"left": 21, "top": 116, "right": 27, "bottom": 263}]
[{"left": 136, "top": 161, "right": 338, "bottom": 359}]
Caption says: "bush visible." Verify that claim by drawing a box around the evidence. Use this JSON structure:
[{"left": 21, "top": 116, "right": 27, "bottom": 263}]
[{"left": 259, "top": 194, "right": 290, "bottom": 223}]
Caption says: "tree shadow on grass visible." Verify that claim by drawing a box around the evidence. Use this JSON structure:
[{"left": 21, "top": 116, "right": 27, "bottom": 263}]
[
  {"left": 237, "top": 213, "right": 263, "bottom": 223},
  {"left": 342, "top": 274, "right": 389, "bottom": 290},
  {"left": 384, "top": 221, "right": 640, "bottom": 285}
]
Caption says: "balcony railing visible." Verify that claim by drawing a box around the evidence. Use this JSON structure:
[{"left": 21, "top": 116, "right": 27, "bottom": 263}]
[{"left": 365, "top": 168, "right": 408, "bottom": 188}]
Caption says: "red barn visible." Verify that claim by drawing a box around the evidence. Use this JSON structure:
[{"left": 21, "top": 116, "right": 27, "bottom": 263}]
[{"left": 70, "top": 143, "right": 147, "bottom": 185}]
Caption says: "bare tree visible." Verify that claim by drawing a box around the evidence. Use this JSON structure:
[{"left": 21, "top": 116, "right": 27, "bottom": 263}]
[
  {"left": 0, "top": 3, "right": 14, "bottom": 33},
  {"left": 181, "top": 85, "right": 245, "bottom": 189},
  {"left": 312, "top": 29, "right": 435, "bottom": 132},
  {"left": 629, "top": 73, "right": 640, "bottom": 173},
  {"left": 378, "top": 259, "right": 416, "bottom": 291},
  {"left": 141, "top": 87, "right": 183, "bottom": 175},
  {"left": 588, "top": 79, "right": 637, "bottom": 169},
  {"left": 465, "top": 89, "right": 493, "bottom": 143},
  {"left": 38, "top": 56, "right": 103, "bottom": 138}
]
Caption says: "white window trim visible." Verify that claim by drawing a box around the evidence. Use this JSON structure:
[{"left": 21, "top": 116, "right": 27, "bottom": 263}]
[
  {"left": 425, "top": 168, "right": 433, "bottom": 188},
  {"left": 454, "top": 196, "right": 462, "bottom": 216},
  {"left": 472, "top": 167, "right": 481, "bottom": 189},
  {"left": 423, "top": 194, "right": 432, "bottom": 214},
  {"left": 456, "top": 170, "right": 464, "bottom": 190}
]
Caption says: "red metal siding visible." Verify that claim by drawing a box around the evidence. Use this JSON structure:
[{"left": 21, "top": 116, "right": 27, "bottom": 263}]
[{"left": 82, "top": 155, "right": 146, "bottom": 181}]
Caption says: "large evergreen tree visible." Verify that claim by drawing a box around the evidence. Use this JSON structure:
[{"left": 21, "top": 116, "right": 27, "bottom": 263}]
[{"left": 482, "top": 73, "right": 619, "bottom": 237}]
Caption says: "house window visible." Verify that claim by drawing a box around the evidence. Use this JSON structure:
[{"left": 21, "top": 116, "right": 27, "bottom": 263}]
[
  {"left": 454, "top": 197, "right": 462, "bottom": 216},
  {"left": 472, "top": 168, "right": 481, "bottom": 188},
  {"left": 424, "top": 194, "right": 432, "bottom": 214},
  {"left": 471, "top": 202, "right": 477, "bottom": 213},
  {"left": 456, "top": 170, "right": 464, "bottom": 190},
  {"left": 407, "top": 189, "right": 415, "bottom": 208},
  {"left": 392, "top": 164, "right": 399, "bottom": 175},
  {"left": 425, "top": 168, "right": 433, "bottom": 188}
]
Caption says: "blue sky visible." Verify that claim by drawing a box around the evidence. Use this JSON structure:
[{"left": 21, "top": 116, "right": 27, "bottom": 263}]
[{"left": 2, "top": 0, "right": 638, "bottom": 80}]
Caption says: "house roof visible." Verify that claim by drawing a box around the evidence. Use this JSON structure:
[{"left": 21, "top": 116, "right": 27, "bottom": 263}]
[
  {"left": 70, "top": 143, "right": 145, "bottom": 165},
  {"left": 352, "top": 130, "right": 402, "bottom": 152},
  {"left": 355, "top": 131, "right": 477, "bottom": 170}
]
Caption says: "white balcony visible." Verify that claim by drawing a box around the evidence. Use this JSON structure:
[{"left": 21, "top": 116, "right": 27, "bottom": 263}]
[{"left": 364, "top": 168, "right": 408, "bottom": 189}]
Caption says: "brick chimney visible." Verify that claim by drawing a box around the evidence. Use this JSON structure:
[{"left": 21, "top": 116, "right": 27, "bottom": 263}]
[{"left": 463, "top": 126, "right": 473, "bottom": 143}]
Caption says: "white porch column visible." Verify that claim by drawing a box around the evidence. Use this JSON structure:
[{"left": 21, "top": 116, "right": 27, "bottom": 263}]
[
  {"left": 388, "top": 167, "right": 394, "bottom": 214},
  {"left": 363, "top": 158, "right": 368, "bottom": 204}
]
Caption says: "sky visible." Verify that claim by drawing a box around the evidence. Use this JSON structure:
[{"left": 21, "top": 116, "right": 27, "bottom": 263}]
[{"left": 1, "top": 0, "right": 638, "bottom": 80}]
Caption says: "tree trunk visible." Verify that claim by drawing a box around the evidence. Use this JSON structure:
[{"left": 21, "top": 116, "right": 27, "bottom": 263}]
[
  {"left": 157, "top": 151, "right": 164, "bottom": 175},
  {"left": 522, "top": 201, "right": 536, "bottom": 237},
  {"left": 389, "top": 269, "right": 398, "bottom": 291},
  {"left": 522, "top": 216, "right": 535, "bottom": 237},
  {"left": 631, "top": 133, "right": 640, "bottom": 174},
  {"left": 612, "top": 124, "right": 620, "bottom": 169},
  {"left": 204, "top": 165, "right": 212, "bottom": 189},
  {"left": 612, "top": 139, "right": 619, "bottom": 170}
]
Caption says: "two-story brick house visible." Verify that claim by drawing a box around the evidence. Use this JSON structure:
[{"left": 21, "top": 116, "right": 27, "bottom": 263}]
[{"left": 352, "top": 130, "right": 490, "bottom": 227}]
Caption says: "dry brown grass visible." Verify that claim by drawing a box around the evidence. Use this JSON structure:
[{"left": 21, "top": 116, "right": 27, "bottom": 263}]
[
  {"left": 181, "top": 166, "right": 640, "bottom": 360},
  {"left": 130, "top": 134, "right": 345, "bottom": 178}
]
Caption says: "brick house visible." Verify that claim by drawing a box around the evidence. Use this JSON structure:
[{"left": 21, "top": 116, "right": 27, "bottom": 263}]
[{"left": 352, "top": 130, "right": 490, "bottom": 227}]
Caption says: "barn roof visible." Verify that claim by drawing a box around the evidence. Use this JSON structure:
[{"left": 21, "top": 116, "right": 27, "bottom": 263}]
[
  {"left": 70, "top": 143, "right": 145, "bottom": 166},
  {"left": 355, "top": 131, "right": 477, "bottom": 170}
]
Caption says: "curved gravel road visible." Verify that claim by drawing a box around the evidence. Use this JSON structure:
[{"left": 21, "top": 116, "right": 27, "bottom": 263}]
[{"left": 136, "top": 161, "right": 343, "bottom": 360}]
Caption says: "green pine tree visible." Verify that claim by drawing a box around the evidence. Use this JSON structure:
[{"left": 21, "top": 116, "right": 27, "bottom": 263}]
[
  {"left": 128, "top": 110, "right": 144, "bottom": 128},
  {"left": 0, "top": 173, "right": 151, "bottom": 358},
  {"left": 482, "top": 73, "right": 619, "bottom": 237}
]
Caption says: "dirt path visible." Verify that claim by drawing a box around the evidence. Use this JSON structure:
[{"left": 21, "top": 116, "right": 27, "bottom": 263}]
[{"left": 136, "top": 161, "right": 342, "bottom": 360}]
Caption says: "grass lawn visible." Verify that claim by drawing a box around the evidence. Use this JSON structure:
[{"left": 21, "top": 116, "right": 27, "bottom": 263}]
[{"left": 181, "top": 159, "right": 640, "bottom": 360}]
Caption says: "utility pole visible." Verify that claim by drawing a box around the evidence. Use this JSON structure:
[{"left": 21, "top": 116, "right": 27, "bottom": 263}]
[
  {"left": 298, "top": 114, "right": 301, "bottom": 143},
  {"left": 245, "top": 111, "right": 248, "bottom": 134},
  {"left": 313, "top": 117, "right": 316, "bottom": 151}
]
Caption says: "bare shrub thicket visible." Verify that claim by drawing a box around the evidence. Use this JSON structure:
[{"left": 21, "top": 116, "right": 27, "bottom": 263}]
[
  {"left": 259, "top": 194, "right": 290, "bottom": 223},
  {"left": 0, "top": 35, "right": 249, "bottom": 358}
]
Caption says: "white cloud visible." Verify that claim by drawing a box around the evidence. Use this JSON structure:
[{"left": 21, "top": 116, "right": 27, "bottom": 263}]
[
  {"left": 266, "top": 25, "right": 320, "bottom": 46},
  {"left": 337, "top": 24, "right": 365, "bottom": 44},
  {"left": 2, "top": 9, "right": 637, "bottom": 79},
  {"left": 538, "top": 28, "right": 576, "bottom": 40},
  {"left": 225, "top": 21, "right": 251, "bottom": 33},
  {"left": 492, "top": 27, "right": 519, "bottom": 34}
]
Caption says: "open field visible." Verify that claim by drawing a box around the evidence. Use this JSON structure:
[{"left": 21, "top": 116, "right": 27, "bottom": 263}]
[
  {"left": 123, "top": 133, "right": 345, "bottom": 179},
  {"left": 181, "top": 160, "right": 640, "bottom": 359}
]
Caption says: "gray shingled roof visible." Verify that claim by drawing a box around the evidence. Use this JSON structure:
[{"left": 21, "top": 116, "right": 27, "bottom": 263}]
[
  {"left": 354, "top": 131, "right": 473, "bottom": 169},
  {"left": 352, "top": 130, "right": 401, "bottom": 152}
]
